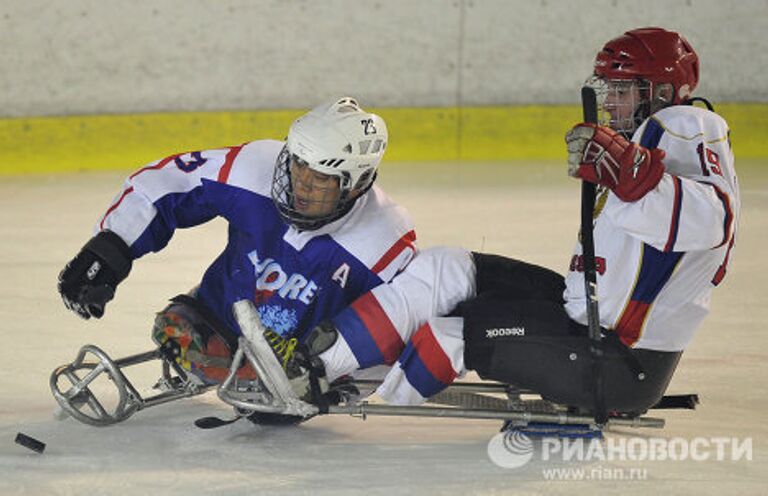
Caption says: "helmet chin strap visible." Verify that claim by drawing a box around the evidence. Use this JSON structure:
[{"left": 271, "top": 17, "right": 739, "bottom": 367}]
[{"left": 627, "top": 104, "right": 650, "bottom": 139}]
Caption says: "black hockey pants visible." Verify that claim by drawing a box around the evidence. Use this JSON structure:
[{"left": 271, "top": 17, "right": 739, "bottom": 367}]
[{"left": 458, "top": 253, "right": 682, "bottom": 415}]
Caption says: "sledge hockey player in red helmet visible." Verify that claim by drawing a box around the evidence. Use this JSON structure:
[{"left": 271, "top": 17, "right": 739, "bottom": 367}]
[
  {"left": 285, "top": 27, "right": 740, "bottom": 418},
  {"left": 589, "top": 27, "right": 700, "bottom": 137}
]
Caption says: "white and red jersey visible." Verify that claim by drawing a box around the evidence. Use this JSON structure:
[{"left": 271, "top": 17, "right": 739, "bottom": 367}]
[
  {"left": 97, "top": 139, "right": 416, "bottom": 339},
  {"left": 321, "top": 105, "right": 739, "bottom": 405},
  {"left": 564, "top": 105, "right": 739, "bottom": 351}
]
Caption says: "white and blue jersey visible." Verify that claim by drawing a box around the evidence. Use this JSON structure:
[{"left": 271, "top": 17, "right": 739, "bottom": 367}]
[
  {"left": 97, "top": 139, "right": 416, "bottom": 339},
  {"left": 564, "top": 105, "right": 740, "bottom": 351}
]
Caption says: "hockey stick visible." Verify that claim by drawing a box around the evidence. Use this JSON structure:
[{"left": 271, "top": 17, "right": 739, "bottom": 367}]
[{"left": 580, "top": 86, "right": 607, "bottom": 425}]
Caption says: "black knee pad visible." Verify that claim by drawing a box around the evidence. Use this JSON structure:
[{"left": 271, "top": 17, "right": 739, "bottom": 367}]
[
  {"left": 471, "top": 252, "right": 565, "bottom": 301},
  {"left": 459, "top": 291, "right": 573, "bottom": 378}
]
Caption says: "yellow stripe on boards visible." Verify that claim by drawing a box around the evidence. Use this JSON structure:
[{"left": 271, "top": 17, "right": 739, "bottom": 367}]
[
  {"left": 716, "top": 104, "right": 768, "bottom": 159},
  {"left": 1, "top": 104, "right": 765, "bottom": 175},
  {"left": 378, "top": 106, "right": 583, "bottom": 161},
  {"left": 0, "top": 110, "right": 303, "bottom": 175}
]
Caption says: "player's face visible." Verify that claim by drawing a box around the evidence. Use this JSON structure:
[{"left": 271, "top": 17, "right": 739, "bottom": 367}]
[
  {"left": 603, "top": 80, "right": 640, "bottom": 131},
  {"left": 289, "top": 156, "right": 341, "bottom": 218}
]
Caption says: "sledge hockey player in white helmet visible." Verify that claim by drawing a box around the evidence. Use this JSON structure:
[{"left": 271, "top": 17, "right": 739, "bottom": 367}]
[
  {"left": 272, "top": 97, "right": 388, "bottom": 230},
  {"left": 287, "top": 27, "right": 739, "bottom": 417},
  {"left": 57, "top": 97, "right": 416, "bottom": 420}
]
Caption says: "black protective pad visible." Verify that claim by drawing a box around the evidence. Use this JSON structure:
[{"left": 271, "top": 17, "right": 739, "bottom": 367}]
[
  {"left": 460, "top": 291, "right": 577, "bottom": 379},
  {"left": 471, "top": 253, "right": 566, "bottom": 302},
  {"left": 460, "top": 284, "right": 682, "bottom": 414}
]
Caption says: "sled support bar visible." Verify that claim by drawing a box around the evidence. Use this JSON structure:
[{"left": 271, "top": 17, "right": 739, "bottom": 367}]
[
  {"left": 651, "top": 394, "right": 700, "bottom": 410},
  {"left": 352, "top": 379, "right": 532, "bottom": 395},
  {"left": 328, "top": 402, "right": 665, "bottom": 428},
  {"left": 353, "top": 380, "right": 699, "bottom": 412}
]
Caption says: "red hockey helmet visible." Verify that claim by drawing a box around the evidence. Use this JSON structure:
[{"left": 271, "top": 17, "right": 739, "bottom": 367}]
[
  {"left": 594, "top": 27, "right": 699, "bottom": 104},
  {"left": 588, "top": 27, "right": 700, "bottom": 136}
]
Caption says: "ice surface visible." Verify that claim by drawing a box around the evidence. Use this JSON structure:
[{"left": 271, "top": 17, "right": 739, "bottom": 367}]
[{"left": 1, "top": 162, "right": 765, "bottom": 495}]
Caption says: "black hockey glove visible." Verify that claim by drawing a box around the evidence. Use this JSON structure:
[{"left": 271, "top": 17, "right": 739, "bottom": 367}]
[{"left": 58, "top": 231, "right": 133, "bottom": 319}]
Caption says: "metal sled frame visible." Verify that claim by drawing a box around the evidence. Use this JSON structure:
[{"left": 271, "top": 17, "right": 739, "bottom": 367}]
[
  {"left": 327, "top": 382, "right": 668, "bottom": 429},
  {"left": 50, "top": 345, "right": 213, "bottom": 426},
  {"left": 49, "top": 343, "right": 685, "bottom": 429},
  {"left": 51, "top": 300, "right": 694, "bottom": 429}
]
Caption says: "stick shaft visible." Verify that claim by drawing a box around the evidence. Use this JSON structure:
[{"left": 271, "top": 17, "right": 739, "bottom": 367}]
[{"left": 580, "top": 86, "right": 606, "bottom": 425}]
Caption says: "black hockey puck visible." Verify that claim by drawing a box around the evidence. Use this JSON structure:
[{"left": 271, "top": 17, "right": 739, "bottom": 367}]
[{"left": 15, "top": 432, "right": 46, "bottom": 454}]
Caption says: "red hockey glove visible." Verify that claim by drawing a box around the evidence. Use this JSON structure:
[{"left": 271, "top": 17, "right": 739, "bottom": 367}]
[{"left": 566, "top": 123, "right": 666, "bottom": 202}]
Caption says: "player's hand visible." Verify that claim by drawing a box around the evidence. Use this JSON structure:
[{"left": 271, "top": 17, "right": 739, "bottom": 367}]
[
  {"left": 58, "top": 231, "right": 133, "bottom": 319},
  {"left": 566, "top": 123, "right": 666, "bottom": 202}
]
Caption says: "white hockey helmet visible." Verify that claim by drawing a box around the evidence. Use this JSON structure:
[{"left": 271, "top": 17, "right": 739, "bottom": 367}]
[{"left": 271, "top": 97, "right": 388, "bottom": 230}]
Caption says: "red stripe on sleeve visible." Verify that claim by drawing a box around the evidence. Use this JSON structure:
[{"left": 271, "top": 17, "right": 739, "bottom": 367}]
[
  {"left": 217, "top": 145, "right": 245, "bottom": 183},
  {"left": 712, "top": 236, "right": 735, "bottom": 286},
  {"left": 129, "top": 155, "right": 178, "bottom": 179},
  {"left": 372, "top": 230, "right": 416, "bottom": 274},
  {"left": 412, "top": 323, "right": 457, "bottom": 385},
  {"left": 710, "top": 185, "right": 734, "bottom": 249},
  {"left": 351, "top": 292, "right": 404, "bottom": 365},
  {"left": 99, "top": 187, "right": 134, "bottom": 230},
  {"left": 663, "top": 177, "right": 683, "bottom": 252}
]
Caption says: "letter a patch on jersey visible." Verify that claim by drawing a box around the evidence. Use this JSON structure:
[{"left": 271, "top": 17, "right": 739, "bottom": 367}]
[{"left": 332, "top": 263, "right": 350, "bottom": 288}]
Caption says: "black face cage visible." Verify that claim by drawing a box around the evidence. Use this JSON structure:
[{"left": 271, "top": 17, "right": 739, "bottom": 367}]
[{"left": 270, "top": 147, "right": 367, "bottom": 231}]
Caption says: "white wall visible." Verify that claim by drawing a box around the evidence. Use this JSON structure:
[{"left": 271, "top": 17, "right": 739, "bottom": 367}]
[{"left": 1, "top": 0, "right": 766, "bottom": 117}]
